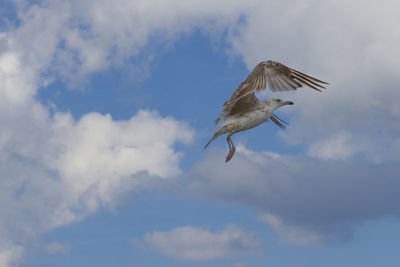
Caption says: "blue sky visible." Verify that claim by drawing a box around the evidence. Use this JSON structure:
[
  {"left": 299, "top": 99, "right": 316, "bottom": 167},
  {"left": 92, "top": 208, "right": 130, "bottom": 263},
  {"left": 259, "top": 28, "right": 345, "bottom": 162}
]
[{"left": 1, "top": 0, "right": 400, "bottom": 266}]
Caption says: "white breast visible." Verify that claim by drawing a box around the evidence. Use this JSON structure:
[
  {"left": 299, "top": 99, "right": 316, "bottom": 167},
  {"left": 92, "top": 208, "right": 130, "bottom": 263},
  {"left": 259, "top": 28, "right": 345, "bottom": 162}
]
[{"left": 219, "top": 109, "right": 271, "bottom": 134}]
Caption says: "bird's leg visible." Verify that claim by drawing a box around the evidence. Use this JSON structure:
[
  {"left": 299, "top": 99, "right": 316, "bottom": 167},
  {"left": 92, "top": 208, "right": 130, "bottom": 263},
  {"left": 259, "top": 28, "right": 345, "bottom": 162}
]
[
  {"left": 229, "top": 135, "right": 236, "bottom": 160},
  {"left": 225, "top": 134, "right": 236, "bottom": 163},
  {"left": 225, "top": 136, "right": 232, "bottom": 162},
  {"left": 225, "top": 134, "right": 232, "bottom": 161}
]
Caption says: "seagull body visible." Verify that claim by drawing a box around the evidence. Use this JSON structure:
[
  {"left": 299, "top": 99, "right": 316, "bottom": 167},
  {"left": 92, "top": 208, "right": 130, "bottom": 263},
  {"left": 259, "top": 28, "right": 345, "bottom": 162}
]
[
  {"left": 205, "top": 98, "right": 294, "bottom": 162},
  {"left": 205, "top": 60, "right": 328, "bottom": 162}
]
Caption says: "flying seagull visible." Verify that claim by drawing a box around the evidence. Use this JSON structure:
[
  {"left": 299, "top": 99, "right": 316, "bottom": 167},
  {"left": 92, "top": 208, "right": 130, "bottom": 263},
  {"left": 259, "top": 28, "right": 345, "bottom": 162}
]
[{"left": 205, "top": 60, "right": 328, "bottom": 162}]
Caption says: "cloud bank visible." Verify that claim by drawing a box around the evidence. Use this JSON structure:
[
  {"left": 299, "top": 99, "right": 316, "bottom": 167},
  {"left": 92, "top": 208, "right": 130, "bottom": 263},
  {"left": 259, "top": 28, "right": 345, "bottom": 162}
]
[
  {"left": 0, "top": 108, "right": 193, "bottom": 265},
  {"left": 188, "top": 146, "right": 400, "bottom": 245}
]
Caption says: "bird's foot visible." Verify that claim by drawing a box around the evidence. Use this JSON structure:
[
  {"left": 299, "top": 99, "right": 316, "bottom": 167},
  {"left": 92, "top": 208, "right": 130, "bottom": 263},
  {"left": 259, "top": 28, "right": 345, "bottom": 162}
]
[{"left": 225, "top": 146, "right": 236, "bottom": 163}]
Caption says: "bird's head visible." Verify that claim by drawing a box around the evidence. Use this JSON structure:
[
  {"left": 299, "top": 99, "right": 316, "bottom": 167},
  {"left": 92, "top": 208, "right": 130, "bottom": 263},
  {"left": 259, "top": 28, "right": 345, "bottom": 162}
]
[{"left": 264, "top": 98, "right": 294, "bottom": 109}]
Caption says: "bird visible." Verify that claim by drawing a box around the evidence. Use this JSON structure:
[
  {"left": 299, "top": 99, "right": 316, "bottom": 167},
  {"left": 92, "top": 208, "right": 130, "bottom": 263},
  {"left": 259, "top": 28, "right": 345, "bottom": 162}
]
[{"left": 205, "top": 60, "right": 329, "bottom": 162}]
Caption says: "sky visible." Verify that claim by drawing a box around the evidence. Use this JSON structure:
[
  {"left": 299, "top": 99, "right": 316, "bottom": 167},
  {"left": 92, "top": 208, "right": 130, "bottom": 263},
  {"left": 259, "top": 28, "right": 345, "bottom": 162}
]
[{"left": 1, "top": 0, "right": 400, "bottom": 266}]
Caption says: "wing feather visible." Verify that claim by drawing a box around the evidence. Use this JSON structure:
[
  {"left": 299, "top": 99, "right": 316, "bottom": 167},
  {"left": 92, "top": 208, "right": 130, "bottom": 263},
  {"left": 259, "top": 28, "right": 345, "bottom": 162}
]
[
  {"left": 274, "top": 77, "right": 287, "bottom": 91},
  {"left": 215, "top": 93, "right": 260, "bottom": 124},
  {"left": 226, "top": 60, "right": 328, "bottom": 102},
  {"left": 289, "top": 67, "right": 329, "bottom": 84},
  {"left": 291, "top": 71, "right": 326, "bottom": 90},
  {"left": 216, "top": 60, "right": 329, "bottom": 123},
  {"left": 277, "top": 76, "right": 297, "bottom": 90},
  {"left": 291, "top": 74, "right": 322, "bottom": 92},
  {"left": 262, "top": 75, "right": 266, "bottom": 90}
]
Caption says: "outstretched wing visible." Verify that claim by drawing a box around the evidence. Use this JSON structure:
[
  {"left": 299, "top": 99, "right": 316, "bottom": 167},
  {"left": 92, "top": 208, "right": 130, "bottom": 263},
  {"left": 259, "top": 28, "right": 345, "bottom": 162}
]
[{"left": 217, "top": 60, "right": 328, "bottom": 123}]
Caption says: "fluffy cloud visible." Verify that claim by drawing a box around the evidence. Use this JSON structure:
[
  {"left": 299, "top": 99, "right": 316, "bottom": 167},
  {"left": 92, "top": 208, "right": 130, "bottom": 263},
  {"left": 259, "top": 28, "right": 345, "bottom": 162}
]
[
  {"left": 140, "top": 225, "right": 262, "bottom": 261},
  {"left": 0, "top": 38, "right": 194, "bottom": 257},
  {"left": 2, "top": 0, "right": 250, "bottom": 265},
  {"left": 0, "top": 107, "right": 193, "bottom": 264},
  {"left": 6, "top": 0, "right": 252, "bottom": 85},
  {"left": 187, "top": 146, "right": 400, "bottom": 245}
]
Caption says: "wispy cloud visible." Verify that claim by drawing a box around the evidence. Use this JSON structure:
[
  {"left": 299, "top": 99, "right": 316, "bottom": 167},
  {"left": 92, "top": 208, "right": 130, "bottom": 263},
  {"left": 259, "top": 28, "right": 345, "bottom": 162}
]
[
  {"left": 259, "top": 213, "right": 325, "bottom": 246},
  {"left": 307, "top": 131, "right": 355, "bottom": 160},
  {"left": 139, "top": 225, "right": 262, "bottom": 261}
]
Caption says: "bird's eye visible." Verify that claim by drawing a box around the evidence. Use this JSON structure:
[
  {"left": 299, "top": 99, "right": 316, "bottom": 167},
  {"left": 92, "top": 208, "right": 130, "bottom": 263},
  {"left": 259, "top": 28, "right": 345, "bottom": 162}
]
[{"left": 277, "top": 99, "right": 281, "bottom": 102}]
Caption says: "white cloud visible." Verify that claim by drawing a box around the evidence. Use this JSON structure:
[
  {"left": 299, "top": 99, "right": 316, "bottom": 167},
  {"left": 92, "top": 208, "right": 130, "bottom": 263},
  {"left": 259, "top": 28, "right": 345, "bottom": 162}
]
[
  {"left": 0, "top": 107, "right": 193, "bottom": 265},
  {"left": 140, "top": 225, "right": 262, "bottom": 261},
  {"left": 259, "top": 213, "right": 324, "bottom": 246},
  {"left": 0, "top": 246, "right": 24, "bottom": 267},
  {"left": 307, "top": 131, "right": 355, "bottom": 160},
  {"left": 5, "top": 0, "right": 253, "bottom": 85},
  {"left": 187, "top": 146, "right": 400, "bottom": 245},
  {"left": 2, "top": 0, "right": 400, "bottom": 265},
  {"left": 2, "top": 0, "right": 253, "bottom": 264}
]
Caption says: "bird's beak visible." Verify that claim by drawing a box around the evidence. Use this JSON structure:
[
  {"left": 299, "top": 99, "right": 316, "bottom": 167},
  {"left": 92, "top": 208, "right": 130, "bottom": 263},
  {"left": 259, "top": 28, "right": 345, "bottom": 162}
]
[{"left": 284, "top": 101, "right": 294, "bottom": 106}]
